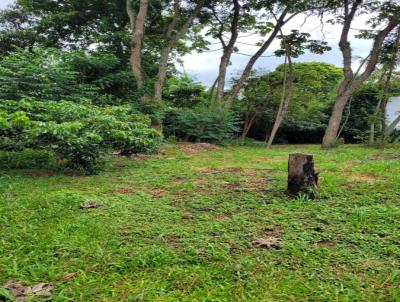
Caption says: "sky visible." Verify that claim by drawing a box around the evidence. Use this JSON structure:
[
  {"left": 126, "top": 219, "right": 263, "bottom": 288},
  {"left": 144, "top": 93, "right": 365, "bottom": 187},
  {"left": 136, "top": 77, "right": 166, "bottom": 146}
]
[
  {"left": 180, "top": 14, "right": 374, "bottom": 87},
  {"left": 0, "top": 0, "right": 12, "bottom": 9}
]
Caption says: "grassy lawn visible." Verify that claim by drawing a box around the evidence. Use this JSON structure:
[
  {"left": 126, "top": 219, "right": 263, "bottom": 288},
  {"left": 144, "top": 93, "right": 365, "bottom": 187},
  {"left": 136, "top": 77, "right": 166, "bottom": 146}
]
[{"left": 1, "top": 144, "right": 399, "bottom": 301}]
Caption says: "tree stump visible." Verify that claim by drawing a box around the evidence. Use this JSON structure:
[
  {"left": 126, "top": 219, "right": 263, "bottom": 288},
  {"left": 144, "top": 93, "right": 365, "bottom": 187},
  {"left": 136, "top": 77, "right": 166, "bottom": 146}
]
[{"left": 288, "top": 153, "right": 319, "bottom": 198}]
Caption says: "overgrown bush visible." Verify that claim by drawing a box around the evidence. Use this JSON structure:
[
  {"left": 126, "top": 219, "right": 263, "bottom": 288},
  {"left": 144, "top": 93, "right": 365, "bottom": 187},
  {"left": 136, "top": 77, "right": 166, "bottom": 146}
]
[
  {"left": 0, "top": 100, "right": 162, "bottom": 174},
  {"left": 164, "top": 107, "right": 239, "bottom": 143},
  {"left": 0, "top": 149, "right": 54, "bottom": 169}
]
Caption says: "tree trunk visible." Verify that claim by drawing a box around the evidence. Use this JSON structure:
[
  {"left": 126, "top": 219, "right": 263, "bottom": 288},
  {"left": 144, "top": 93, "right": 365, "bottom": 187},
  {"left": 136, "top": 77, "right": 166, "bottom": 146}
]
[
  {"left": 153, "top": 0, "right": 205, "bottom": 103},
  {"left": 127, "top": 0, "right": 149, "bottom": 102},
  {"left": 322, "top": 92, "right": 352, "bottom": 147},
  {"left": 288, "top": 153, "right": 319, "bottom": 198},
  {"left": 267, "top": 48, "right": 293, "bottom": 148},
  {"left": 241, "top": 113, "right": 256, "bottom": 139},
  {"left": 216, "top": 55, "right": 231, "bottom": 108},
  {"left": 385, "top": 115, "right": 400, "bottom": 136},
  {"left": 154, "top": 45, "right": 172, "bottom": 103},
  {"left": 225, "top": 9, "right": 291, "bottom": 108},
  {"left": 215, "top": 0, "right": 240, "bottom": 108},
  {"left": 322, "top": 18, "right": 398, "bottom": 147},
  {"left": 380, "top": 26, "right": 400, "bottom": 143},
  {"left": 208, "top": 76, "right": 218, "bottom": 104},
  {"left": 369, "top": 99, "right": 382, "bottom": 145}
]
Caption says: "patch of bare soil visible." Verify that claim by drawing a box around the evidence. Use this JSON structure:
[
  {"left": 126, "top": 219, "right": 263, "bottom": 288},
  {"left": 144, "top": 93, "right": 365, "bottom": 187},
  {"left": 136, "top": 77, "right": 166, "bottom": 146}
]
[
  {"left": 107, "top": 187, "right": 135, "bottom": 194},
  {"left": 258, "top": 225, "right": 284, "bottom": 237},
  {"left": 368, "top": 154, "right": 400, "bottom": 161},
  {"left": 148, "top": 187, "right": 187, "bottom": 201},
  {"left": 347, "top": 174, "right": 378, "bottom": 184},
  {"left": 179, "top": 143, "right": 219, "bottom": 153},
  {"left": 164, "top": 234, "right": 182, "bottom": 250},
  {"left": 191, "top": 166, "right": 272, "bottom": 193},
  {"left": 131, "top": 153, "right": 162, "bottom": 161}
]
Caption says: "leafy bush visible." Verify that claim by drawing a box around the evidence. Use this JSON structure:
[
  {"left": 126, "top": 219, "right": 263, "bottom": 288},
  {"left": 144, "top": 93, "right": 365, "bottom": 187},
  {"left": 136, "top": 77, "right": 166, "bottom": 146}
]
[
  {"left": 0, "top": 149, "right": 54, "bottom": 169},
  {"left": 164, "top": 106, "right": 239, "bottom": 143},
  {"left": 0, "top": 100, "right": 162, "bottom": 174},
  {"left": 0, "top": 48, "right": 96, "bottom": 102}
]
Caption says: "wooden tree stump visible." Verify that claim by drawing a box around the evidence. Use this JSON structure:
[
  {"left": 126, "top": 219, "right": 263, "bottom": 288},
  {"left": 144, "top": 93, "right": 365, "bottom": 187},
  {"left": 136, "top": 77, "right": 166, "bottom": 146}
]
[{"left": 288, "top": 153, "right": 319, "bottom": 198}]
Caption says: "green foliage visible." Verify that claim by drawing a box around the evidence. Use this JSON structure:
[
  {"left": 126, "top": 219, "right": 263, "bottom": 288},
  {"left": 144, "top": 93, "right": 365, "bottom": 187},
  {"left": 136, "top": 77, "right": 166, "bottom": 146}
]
[
  {"left": 238, "top": 62, "right": 343, "bottom": 141},
  {"left": 163, "top": 75, "right": 207, "bottom": 108},
  {"left": 341, "top": 81, "right": 400, "bottom": 143},
  {"left": 0, "top": 47, "right": 141, "bottom": 106},
  {"left": 0, "top": 149, "right": 54, "bottom": 169},
  {"left": 0, "top": 100, "right": 162, "bottom": 174},
  {"left": 0, "top": 48, "right": 96, "bottom": 102},
  {"left": 165, "top": 106, "right": 239, "bottom": 142}
]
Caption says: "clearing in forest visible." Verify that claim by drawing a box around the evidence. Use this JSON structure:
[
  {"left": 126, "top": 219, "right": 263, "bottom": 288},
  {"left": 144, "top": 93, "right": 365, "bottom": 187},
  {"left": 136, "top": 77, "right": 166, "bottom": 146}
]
[{"left": 0, "top": 144, "right": 399, "bottom": 301}]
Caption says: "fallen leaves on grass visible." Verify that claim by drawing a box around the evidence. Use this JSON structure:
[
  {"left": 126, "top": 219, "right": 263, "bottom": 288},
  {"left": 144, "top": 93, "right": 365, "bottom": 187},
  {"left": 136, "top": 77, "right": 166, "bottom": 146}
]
[
  {"left": 252, "top": 237, "right": 281, "bottom": 249},
  {"left": 61, "top": 272, "right": 78, "bottom": 282},
  {"left": 2, "top": 279, "right": 53, "bottom": 302},
  {"left": 80, "top": 200, "right": 104, "bottom": 209}
]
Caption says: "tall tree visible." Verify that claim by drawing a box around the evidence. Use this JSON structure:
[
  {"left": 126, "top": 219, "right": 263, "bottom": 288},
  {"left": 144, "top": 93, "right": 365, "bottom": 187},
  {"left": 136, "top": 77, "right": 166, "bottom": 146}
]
[
  {"left": 322, "top": 0, "right": 400, "bottom": 147},
  {"left": 153, "top": 0, "right": 206, "bottom": 103},
  {"left": 127, "top": 0, "right": 149, "bottom": 101},
  {"left": 223, "top": 0, "right": 324, "bottom": 108},
  {"left": 208, "top": 0, "right": 242, "bottom": 108}
]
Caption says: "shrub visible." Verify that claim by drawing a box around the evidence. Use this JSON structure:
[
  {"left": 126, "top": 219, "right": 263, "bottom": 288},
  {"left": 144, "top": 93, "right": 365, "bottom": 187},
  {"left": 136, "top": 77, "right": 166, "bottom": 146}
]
[
  {"left": 164, "top": 106, "right": 239, "bottom": 143},
  {"left": 0, "top": 149, "right": 55, "bottom": 169},
  {"left": 0, "top": 100, "right": 163, "bottom": 174}
]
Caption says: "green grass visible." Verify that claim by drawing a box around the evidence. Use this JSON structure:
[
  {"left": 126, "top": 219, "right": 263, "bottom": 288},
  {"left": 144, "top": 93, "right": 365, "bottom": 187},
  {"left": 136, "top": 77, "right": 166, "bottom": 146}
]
[{"left": 1, "top": 144, "right": 400, "bottom": 301}]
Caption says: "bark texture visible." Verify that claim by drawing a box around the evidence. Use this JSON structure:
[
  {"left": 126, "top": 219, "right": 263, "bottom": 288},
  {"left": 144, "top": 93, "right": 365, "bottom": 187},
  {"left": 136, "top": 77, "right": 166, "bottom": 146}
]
[
  {"left": 214, "top": 0, "right": 240, "bottom": 108},
  {"left": 127, "top": 0, "right": 149, "bottom": 102},
  {"left": 153, "top": 0, "right": 205, "bottom": 103},
  {"left": 322, "top": 0, "right": 398, "bottom": 147},
  {"left": 288, "top": 154, "right": 319, "bottom": 198},
  {"left": 267, "top": 43, "right": 294, "bottom": 148}
]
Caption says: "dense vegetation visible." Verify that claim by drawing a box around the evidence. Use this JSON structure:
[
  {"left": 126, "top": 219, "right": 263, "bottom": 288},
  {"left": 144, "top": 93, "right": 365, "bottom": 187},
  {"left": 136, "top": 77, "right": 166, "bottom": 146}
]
[{"left": 0, "top": 0, "right": 400, "bottom": 300}]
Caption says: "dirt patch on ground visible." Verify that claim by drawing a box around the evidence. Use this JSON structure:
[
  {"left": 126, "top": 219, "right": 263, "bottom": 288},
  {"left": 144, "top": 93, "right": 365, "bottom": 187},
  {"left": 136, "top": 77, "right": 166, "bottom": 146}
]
[
  {"left": 219, "top": 177, "right": 270, "bottom": 193},
  {"left": 347, "top": 174, "right": 378, "bottom": 184},
  {"left": 131, "top": 153, "right": 164, "bottom": 161},
  {"left": 179, "top": 143, "right": 219, "bottom": 153},
  {"left": 368, "top": 154, "right": 400, "bottom": 161},
  {"left": 107, "top": 187, "right": 135, "bottom": 194},
  {"left": 148, "top": 187, "right": 187, "bottom": 200},
  {"left": 191, "top": 166, "right": 272, "bottom": 193},
  {"left": 257, "top": 225, "right": 284, "bottom": 238}
]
